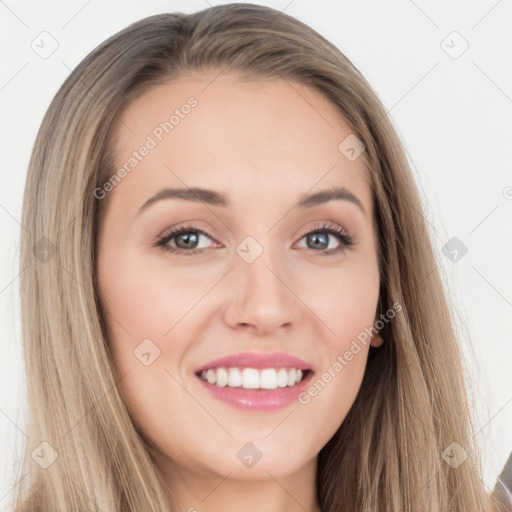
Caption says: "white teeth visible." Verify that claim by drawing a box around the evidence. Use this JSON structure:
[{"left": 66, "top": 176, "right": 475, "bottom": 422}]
[
  {"left": 199, "top": 367, "right": 307, "bottom": 389},
  {"left": 216, "top": 367, "right": 228, "bottom": 387},
  {"left": 260, "top": 369, "right": 277, "bottom": 389},
  {"left": 227, "top": 368, "right": 242, "bottom": 387},
  {"left": 206, "top": 369, "right": 216, "bottom": 384},
  {"left": 277, "top": 368, "right": 289, "bottom": 388},
  {"left": 242, "top": 368, "right": 260, "bottom": 389}
]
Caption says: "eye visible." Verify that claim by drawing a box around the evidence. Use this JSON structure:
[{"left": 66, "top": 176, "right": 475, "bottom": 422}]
[
  {"left": 153, "top": 222, "right": 356, "bottom": 256},
  {"left": 153, "top": 224, "right": 218, "bottom": 256},
  {"left": 295, "top": 222, "right": 356, "bottom": 255}
]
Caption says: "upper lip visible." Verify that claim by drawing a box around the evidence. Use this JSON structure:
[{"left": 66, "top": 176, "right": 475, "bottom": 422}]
[{"left": 195, "top": 351, "right": 313, "bottom": 374}]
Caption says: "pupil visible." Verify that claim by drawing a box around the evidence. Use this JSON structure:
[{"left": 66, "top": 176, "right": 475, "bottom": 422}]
[
  {"left": 309, "top": 233, "right": 327, "bottom": 250},
  {"left": 178, "top": 233, "right": 198, "bottom": 248}
]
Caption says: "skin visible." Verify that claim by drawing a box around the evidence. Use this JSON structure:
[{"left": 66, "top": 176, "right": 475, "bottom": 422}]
[{"left": 96, "top": 70, "right": 382, "bottom": 512}]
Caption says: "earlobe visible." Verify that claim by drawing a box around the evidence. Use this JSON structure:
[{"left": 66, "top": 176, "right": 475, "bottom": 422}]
[{"left": 370, "top": 334, "right": 384, "bottom": 348}]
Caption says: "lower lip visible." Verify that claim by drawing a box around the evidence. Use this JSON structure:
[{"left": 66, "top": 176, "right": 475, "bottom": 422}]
[{"left": 195, "top": 371, "right": 313, "bottom": 411}]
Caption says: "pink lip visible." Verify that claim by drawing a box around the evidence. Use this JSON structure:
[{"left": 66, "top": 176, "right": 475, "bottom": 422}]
[
  {"left": 196, "top": 370, "right": 314, "bottom": 411},
  {"left": 194, "top": 351, "right": 313, "bottom": 373}
]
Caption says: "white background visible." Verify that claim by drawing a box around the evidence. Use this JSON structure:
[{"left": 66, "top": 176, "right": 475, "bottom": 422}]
[{"left": 1, "top": 0, "right": 511, "bottom": 505}]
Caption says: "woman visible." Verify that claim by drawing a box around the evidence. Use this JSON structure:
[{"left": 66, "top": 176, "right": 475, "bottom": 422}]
[{"left": 10, "top": 3, "right": 505, "bottom": 511}]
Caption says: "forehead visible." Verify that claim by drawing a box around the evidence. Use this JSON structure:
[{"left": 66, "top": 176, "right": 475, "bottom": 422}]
[{"left": 108, "top": 71, "right": 372, "bottom": 217}]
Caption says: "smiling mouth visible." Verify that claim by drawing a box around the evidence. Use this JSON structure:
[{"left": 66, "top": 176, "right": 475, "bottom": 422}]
[{"left": 195, "top": 367, "right": 312, "bottom": 390}]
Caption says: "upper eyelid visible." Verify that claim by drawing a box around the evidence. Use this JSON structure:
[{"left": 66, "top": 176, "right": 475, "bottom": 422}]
[{"left": 160, "top": 221, "right": 347, "bottom": 237}]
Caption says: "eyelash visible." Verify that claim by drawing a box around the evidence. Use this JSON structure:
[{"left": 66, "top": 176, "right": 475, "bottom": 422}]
[{"left": 153, "top": 222, "right": 356, "bottom": 257}]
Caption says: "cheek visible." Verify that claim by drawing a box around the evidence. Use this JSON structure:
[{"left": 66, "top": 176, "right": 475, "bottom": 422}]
[
  {"left": 297, "top": 263, "right": 378, "bottom": 414},
  {"left": 95, "top": 247, "right": 215, "bottom": 422},
  {"left": 301, "top": 262, "right": 379, "bottom": 344},
  {"left": 96, "top": 250, "right": 200, "bottom": 440},
  {"left": 97, "top": 248, "right": 207, "bottom": 348},
  {"left": 297, "top": 275, "right": 376, "bottom": 433}
]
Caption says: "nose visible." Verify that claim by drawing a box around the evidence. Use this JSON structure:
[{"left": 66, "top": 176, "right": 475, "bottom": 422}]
[{"left": 222, "top": 245, "right": 303, "bottom": 336}]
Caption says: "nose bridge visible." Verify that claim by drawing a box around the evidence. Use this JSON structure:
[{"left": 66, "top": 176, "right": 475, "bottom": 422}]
[
  {"left": 238, "top": 234, "right": 290, "bottom": 302},
  {"left": 223, "top": 234, "right": 301, "bottom": 332}
]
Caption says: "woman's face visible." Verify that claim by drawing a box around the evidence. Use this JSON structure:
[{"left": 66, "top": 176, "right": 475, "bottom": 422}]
[{"left": 96, "top": 71, "right": 380, "bottom": 484}]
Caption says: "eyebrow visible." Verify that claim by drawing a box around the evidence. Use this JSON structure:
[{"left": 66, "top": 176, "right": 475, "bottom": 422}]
[{"left": 137, "top": 186, "right": 366, "bottom": 217}]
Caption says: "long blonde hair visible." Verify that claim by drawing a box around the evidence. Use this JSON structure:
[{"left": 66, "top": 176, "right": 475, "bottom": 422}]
[{"left": 11, "top": 3, "right": 498, "bottom": 511}]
